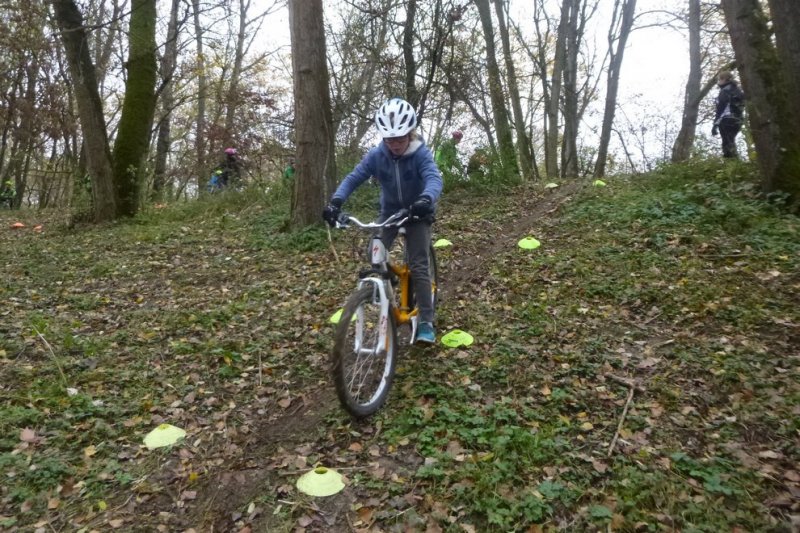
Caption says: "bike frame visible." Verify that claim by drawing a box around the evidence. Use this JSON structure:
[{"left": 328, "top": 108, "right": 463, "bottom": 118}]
[{"left": 339, "top": 211, "right": 419, "bottom": 349}]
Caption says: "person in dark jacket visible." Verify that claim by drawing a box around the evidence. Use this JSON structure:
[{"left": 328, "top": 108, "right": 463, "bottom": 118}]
[
  {"left": 216, "top": 147, "right": 241, "bottom": 187},
  {"left": 712, "top": 70, "right": 745, "bottom": 158},
  {"left": 323, "top": 98, "right": 443, "bottom": 344}
]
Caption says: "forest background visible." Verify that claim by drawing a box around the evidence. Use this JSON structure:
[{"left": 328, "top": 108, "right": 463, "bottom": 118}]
[{"left": 3, "top": 0, "right": 798, "bottom": 225}]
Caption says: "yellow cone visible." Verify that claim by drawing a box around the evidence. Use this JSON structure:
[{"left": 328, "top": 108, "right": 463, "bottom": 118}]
[
  {"left": 143, "top": 424, "right": 186, "bottom": 449},
  {"left": 296, "top": 467, "right": 345, "bottom": 497},
  {"left": 518, "top": 237, "right": 541, "bottom": 250}
]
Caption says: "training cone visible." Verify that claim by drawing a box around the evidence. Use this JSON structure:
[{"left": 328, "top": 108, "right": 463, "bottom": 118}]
[
  {"left": 433, "top": 238, "right": 453, "bottom": 248},
  {"left": 10, "top": 222, "right": 25, "bottom": 229},
  {"left": 143, "top": 424, "right": 186, "bottom": 450},
  {"left": 296, "top": 466, "right": 345, "bottom": 497},
  {"left": 518, "top": 237, "right": 541, "bottom": 250},
  {"left": 441, "top": 329, "right": 474, "bottom": 348}
]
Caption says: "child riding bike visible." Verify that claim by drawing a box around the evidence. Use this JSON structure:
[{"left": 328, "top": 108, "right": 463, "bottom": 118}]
[{"left": 323, "top": 98, "right": 443, "bottom": 344}]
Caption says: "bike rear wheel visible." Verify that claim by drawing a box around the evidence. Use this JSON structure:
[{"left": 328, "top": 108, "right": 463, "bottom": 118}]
[{"left": 331, "top": 284, "right": 398, "bottom": 418}]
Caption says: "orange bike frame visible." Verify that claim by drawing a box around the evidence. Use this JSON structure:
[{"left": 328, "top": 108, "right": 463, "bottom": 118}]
[{"left": 388, "top": 261, "right": 417, "bottom": 325}]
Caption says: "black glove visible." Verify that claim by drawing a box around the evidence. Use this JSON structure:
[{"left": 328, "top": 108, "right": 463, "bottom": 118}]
[
  {"left": 410, "top": 195, "right": 433, "bottom": 219},
  {"left": 323, "top": 198, "right": 343, "bottom": 227},
  {"left": 711, "top": 125, "right": 719, "bottom": 136}
]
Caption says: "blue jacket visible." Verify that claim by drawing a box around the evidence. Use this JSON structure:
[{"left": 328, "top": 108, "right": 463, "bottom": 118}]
[{"left": 332, "top": 138, "right": 442, "bottom": 216}]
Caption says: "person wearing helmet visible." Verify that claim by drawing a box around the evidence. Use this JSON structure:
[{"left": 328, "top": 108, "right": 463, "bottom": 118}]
[
  {"left": 215, "top": 147, "right": 241, "bottom": 188},
  {"left": 323, "top": 98, "right": 443, "bottom": 344},
  {"left": 434, "top": 130, "right": 465, "bottom": 184}
]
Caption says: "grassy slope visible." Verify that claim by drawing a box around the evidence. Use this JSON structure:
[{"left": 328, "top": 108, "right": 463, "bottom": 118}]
[{"left": 0, "top": 160, "right": 798, "bottom": 532}]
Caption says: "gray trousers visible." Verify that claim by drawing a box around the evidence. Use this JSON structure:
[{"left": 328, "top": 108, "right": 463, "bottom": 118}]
[{"left": 379, "top": 221, "right": 434, "bottom": 324}]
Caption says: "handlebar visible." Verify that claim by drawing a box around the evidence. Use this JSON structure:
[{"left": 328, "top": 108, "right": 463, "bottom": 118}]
[{"left": 336, "top": 209, "right": 410, "bottom": 230}]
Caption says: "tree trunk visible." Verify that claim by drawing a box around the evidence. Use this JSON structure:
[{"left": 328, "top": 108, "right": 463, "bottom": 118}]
[
  {"left": 765, "top": 0, "right": 800, "bottom": 202},
  {"left": 112, "top": 0, "right": 158, "bottom": 217},
  {"left": 721, "top": 0, "right": 800, "bottom": 202},
  {"left": 224, "top": 0, "right": 249, "bottom": 141},
  {"left": 403, "top": 0, "right": 419, "bottom": 107},
  {"left": 493, "top": 0, "right": 534, "bottom": 181},
  {"left": 561, "top": 0, "right": 580, "bottom": 178},
  {"left": 192, "top": 0, "right": 208, "bottom": 191},
  {"left": 546, "top": 0, "right": 570, "bottom": 178},
  {"left": 289, "top": 0, "right": 335, "bottom": 228},
  {"left": 52, "top": 0, "right": 117, "bottom": 221},
  {"left": 153, "top": 0, "right": 181, "bottom": 201},
  {"left": 594, "top": 0, "right": 636, "bottom": 178},
  {"left": 475, "top": 0, "right": 518, "bottom": 180},
  {"left": 11, "top": 62, "right": 41, "bottom": 208},
  {"left": 670, "top": 0, "right": 702, "bottom": 162}
]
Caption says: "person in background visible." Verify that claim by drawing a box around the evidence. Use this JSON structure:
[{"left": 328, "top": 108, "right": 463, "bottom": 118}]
[
  {"left": 283, "top": 157, "right": 295, "bottom": 187},
  {"left": 435, "top": 130, "right": 465, "bottom": 183},
  {"left": 712, "top": 70, "right": 745, "bottom": 159},
  {"left": 0, "top": 180, "right": 14, "bottom": 208},
  {"left": 322, "top": 98, "right": 442, "bottom": 344},
  {"left": 218, "top": 147, "right": 241, "bottom": 187}
]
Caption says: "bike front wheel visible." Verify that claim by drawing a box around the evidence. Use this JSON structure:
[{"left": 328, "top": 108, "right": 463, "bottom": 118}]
[{"left": 331, "top": 284, "right": 398, "bottom": 418}]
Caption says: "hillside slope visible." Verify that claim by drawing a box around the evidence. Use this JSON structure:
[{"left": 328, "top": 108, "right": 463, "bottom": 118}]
[{"left": 1, "top": 161, "right": 798, "bottom": 532}]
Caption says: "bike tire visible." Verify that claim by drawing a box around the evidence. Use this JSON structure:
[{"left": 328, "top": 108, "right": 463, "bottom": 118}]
[{"left": 331, "top": 284, "right": 398, "bottom": 418}]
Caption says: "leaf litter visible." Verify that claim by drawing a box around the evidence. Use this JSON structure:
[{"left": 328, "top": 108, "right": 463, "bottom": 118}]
[{"left": 0, "top": 174, "right": 798, "bottom": 531}]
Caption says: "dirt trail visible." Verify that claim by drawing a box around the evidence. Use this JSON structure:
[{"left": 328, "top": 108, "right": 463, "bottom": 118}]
[{"left": 159, "top": 181, "right": 587, "bottom": 531}]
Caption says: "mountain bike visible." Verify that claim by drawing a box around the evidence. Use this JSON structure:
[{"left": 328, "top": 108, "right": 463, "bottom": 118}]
[{"left": 330, "top": 209, "right": 438, "bottom": 418}]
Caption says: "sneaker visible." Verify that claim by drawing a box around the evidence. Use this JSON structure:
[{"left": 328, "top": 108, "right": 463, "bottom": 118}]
[{"left": 415, "top": 322, "right": 436, "bottom": 345}]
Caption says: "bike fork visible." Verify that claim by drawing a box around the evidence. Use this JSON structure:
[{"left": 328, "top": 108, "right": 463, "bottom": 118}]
[{"left": 356, "top": 277, "right": 392, "bottom": 355}]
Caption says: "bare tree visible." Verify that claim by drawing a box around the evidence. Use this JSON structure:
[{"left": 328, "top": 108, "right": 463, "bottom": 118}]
[
  {"left": 191, "top": 0, "right": 208, "bottom": 190},
  {"left": 493, "top": 0, "right": 534, "bottom": 181},
  {"left": 111, "top": 0, "right": 158, "bottom": 216},
  {"left": 475, "top": 0, "right": 518, "bottom": 179},
  {"left": 545, "top": 0, "right": 569, "bottom": 178},
  {"left": 289, "top": 0, "right": 335, "bottom": 228},
  {"left": 52, "top": 0, "right": 117, "bottom": 221},
  {"left": 153, "top": 0, "right": 182, "bottom": 200},
  {"left": 670, "top": 0, "right": 702, "bottom": 162},
  {"left": 593, "top": 0, "right": 636, "bottom": 178}
]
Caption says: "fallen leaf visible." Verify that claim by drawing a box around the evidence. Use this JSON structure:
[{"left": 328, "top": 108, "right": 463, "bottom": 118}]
[
  {"left": 758, "top": 450, "right": 782, "bottom": 460},
  {"left": 278, "top": 397, "right": 292, "bottom": 409},
  {"left": 784, "top": 470, "right": 800, "bottom": 482},
  {"left": 356, "top": 507, "right": 374, "bottom": 524},
  {"left": 636, "top": 357, "right": 661, "bottom": 369},
  {"left": 348, "top": 442, "right": 363, "bottom": 452},
  {"left": 47, "top": 498, "right": 60, "bottom": 510},
  {"left": 84, "top": 445, "right": 97, "bottom": 457},
  {"left": 108, "top": 519, "right": 125, "bottom": 528},
  {"left": 20, "top": 428, "right": 37, "bottom": 443}
]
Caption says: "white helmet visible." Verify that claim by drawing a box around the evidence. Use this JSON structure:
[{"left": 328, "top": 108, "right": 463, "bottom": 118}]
[{"left": 374, "top": 98, "right": 417, "bottom": 138}]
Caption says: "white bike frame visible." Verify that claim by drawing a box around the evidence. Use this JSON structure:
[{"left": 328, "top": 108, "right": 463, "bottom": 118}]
[{"left": 338, "top": 211, "right": 416, "bottom": 354}]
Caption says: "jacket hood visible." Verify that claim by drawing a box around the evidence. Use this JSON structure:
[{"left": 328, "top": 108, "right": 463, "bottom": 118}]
[{"left": 380, "top": 137, "right": 426, "bottom": 159}]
